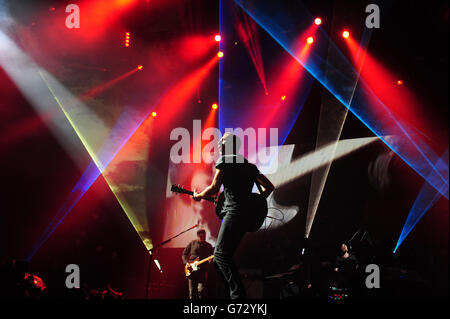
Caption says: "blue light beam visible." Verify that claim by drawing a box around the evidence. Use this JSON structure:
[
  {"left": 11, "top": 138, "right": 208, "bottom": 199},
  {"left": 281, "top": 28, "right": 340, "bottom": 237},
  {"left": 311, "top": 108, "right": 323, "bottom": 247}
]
[{"left": 394, "top": 148, "right": 449, "bottom": 253}]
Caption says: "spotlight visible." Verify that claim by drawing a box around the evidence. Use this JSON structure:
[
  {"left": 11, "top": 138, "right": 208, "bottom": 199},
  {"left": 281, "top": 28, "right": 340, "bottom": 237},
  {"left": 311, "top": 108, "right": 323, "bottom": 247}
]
[
  {"left": 397, "top": 80, "right": 404, "bottom": 86},
  {"left": 281, "top": 95, "right": 286, "bottom": 101},
  {"left": 137, "top": 65, "right": 143, "bottom": 70},
  {"left": 212, "top": 103, "right": 218, "bottom": 110},
  {"left": 342, "top": 30, "right": 350, "bottom": 39},
  {"left": 307, "top": 36, "right": 314, "bottom": 44},
  {"left": 151, "top": 111, "right": 157, "bottom": 117},
  {"left": 214, "top": 35, "right": 222, "bottom": 42},
  {"left": 125, "top": 32, "right": 131, "bottom": 47},
  {"left": 314, "top": 18, "right": 322, "bottom": 25},
  {"left": 217, "top": 51, "right": 224, "bottom": 58}
]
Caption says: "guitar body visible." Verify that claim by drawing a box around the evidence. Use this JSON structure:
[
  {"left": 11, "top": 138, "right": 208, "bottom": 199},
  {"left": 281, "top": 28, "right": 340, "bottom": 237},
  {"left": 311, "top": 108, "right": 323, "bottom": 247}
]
[
  {"left": 185, "top": 255, "right": 214, "bottom": 277},
  {"left": 215, "top": 192, "right": 268, "bottom": 232},
  {"left": 247, "top": 193, "right": 268, "bottom": 232},
  {"left": 185, "top": 258, "right": 199, "bottom": 277}
]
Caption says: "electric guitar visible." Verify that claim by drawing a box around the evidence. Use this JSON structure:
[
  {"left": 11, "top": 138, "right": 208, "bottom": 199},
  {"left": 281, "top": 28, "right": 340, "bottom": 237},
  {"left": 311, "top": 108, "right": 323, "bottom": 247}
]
[
  {"left": 185, "top": 255, "right": 214, "bottom": 277},
  {"left": 170, "top": 184, "right": 268, "bottom": 232}
]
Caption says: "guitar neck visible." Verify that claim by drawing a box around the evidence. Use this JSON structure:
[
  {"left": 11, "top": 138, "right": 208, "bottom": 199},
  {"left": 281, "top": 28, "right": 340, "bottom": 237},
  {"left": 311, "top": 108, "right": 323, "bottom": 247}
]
[
  {"left": 196, "top": 255, "right": 214, "bottom": 266},
  {"left": 183, "top": 190, "right": 216, "bottom": 203},
  {"left": 182, "top": 190, "right": 195, "bottom": 196},
  {"left": 171, "top": 185, "right": 216, "bottom": 203}
]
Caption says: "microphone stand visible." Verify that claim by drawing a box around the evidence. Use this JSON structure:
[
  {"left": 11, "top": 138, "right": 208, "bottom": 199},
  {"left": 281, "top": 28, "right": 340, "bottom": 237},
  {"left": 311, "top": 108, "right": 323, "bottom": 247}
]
[{"left": 145, "top": 224, "right": 198, "bottom": 298}]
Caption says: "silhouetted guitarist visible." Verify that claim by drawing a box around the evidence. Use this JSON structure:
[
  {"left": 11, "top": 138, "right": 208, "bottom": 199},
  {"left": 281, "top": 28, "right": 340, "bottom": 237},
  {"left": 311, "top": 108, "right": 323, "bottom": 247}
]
[
  {"left": 193, "top": 133, "right": 274, "bottom": 299},
  {"left": 182, "top": 229, "right": 214, "bottom": 299}
]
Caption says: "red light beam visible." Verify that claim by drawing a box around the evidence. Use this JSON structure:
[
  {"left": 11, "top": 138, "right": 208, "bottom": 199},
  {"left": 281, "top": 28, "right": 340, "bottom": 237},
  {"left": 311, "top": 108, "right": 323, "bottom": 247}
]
[
  {"left": 82, "top": 66, "right": 141, "bottom": 99},
  {"left": 345, "top": 35, "right": 433, "bottom": 143}
]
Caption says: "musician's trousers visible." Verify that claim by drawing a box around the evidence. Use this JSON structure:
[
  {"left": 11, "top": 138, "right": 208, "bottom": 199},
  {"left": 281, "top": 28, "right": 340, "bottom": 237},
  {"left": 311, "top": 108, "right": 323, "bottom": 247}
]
[
  {"left": 188, "top": 271, "right": 206, "bottom": 299},
  {"left": 213, "top": 212, "right": 247, "bottom": 299}
]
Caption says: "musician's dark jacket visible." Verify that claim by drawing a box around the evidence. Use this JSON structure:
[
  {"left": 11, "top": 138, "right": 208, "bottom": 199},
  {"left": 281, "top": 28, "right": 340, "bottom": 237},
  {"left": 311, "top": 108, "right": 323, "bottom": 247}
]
[{"left": 182, "top": 240, "right": 214, "bottom": 264}]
